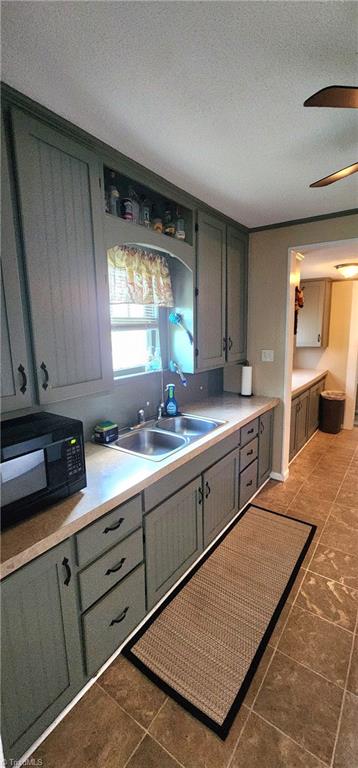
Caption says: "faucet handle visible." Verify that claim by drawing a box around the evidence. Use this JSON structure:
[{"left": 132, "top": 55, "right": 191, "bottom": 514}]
[
  {"left": 137, "top": 408, "right": 145, "bottom": 425},
  {"left": 157, "top": 402, "right": 165, "bottom": 420}
]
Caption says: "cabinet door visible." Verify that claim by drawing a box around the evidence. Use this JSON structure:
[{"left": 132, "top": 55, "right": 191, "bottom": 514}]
[
  {"left": 296, "top": 281, "right": 325, "bottom": 347},
  {"left": 258, "top": 410, "right": 273, "bottom": 485},
  {"left": 226, "top": 226, "right": 247, "bottom": 362},
  {"left": 144, "top": 478, "right": 203, "bottom": 609},
  {"left": 295, "top": 390, "right": 310, "bottom": 451},
  {"left": 203, "top": 449, "right": 239, "bottom": 547},
  {"left": 196, "top": 211, "right": 226, "bottom": 370},
  {"left": 289, "top": 400, "right": 297, "bottom": 460},
  {"left": 1, "top": 126, "right": 32, "bottom": 412},
  {"left": 1, "top": 541, "right": 84, "bottom": 762},
  {"left": 308, "top": 382, "right": 320, "bottom": 437},
  {"left": 12, "top": 109, "right": 112, "bottom": 403}
]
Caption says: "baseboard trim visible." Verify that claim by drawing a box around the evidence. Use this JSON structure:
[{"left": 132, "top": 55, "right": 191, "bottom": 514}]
[{"left": 270, "top": 470, "right": 289, "bottom": 482}]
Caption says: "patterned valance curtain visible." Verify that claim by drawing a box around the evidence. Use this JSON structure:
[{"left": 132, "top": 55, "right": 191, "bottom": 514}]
[{"left": 108, "top": 245, "right": 174, "bottom": 306}]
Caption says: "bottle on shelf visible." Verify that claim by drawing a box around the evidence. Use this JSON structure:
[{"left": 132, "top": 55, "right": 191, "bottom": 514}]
[
  {"left": 108, "top": 172, "right": 120, "bottom": 216},
  {"left": 121, "top": 197, "right": 133, "bottom": 221},
  {"left": 140, "top": 196, "right": 152, "bottom": 228},
  {"left": 163, "top": 204, "right": 176, "bottom": 237},
  {"left": 128, "top": 187, "right": 140, "bottom": 224},
  {"left": 175, "top": 208, "right": 186, "bottom": 240}
]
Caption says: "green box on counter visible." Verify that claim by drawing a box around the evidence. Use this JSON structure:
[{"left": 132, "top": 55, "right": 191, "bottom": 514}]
[{"left": 93, "top": 421, "right": 118, "bottom": 444}]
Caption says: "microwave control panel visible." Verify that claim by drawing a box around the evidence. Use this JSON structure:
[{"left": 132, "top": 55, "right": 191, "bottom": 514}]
[{"left": 65, "top": 438, "right": 84, "bottom": 478}]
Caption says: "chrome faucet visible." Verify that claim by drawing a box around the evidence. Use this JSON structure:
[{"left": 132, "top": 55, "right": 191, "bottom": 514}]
[
  {"left": 156, "top": 402, "right": 165, "bottom": 420},
  {"left": 169, "top": 360, "right": 188, "bottom": 387},
  {"left": 137, "top": 408, "right": 145, "bottom": 425}
]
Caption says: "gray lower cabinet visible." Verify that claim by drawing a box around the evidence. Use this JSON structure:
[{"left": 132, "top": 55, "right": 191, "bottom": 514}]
[
  {"left": 239, "top": 459, "right": 258, "bottom": 508},
  {"left": 1, "top": 541, "right": 84, "bottom": 763},
  {"left": 308, "top": 379, "right": 325, "bottom": 437},
  {"left": 1, "top": 123, "right": 32, "bottom": 412},
  {"left": 11, "top": 108, "right": 112, "bottom": 403},
  {"left": 295, "top": 390, "right": 310, "bottom": 451},
  {"left": 290, "top": 378, "right": 326, "bottom": 460},
  {"left": 258, "top": 410, "right": 273, "bottom": 484},
  {"left": 203, "top": 449, "right": 240, "bottom": 547},
  {"left": 196, "top": 211, "right": 226, "bottom": 370},
  {"left": 145, "top": 478, "right": 203, "bottom": 609}
]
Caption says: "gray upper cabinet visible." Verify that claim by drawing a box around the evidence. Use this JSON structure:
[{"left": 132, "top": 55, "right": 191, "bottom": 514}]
[
  {"left": 144, "top": 477, "right": 203, "bottom": 609},
  {"left": 203, "top": 448, "right": 239, "bottom": 547},
  {"left": 196, "top": 211, "right": 226, "bottom": 370},
  {"left": 226, "top": 226, "right": 247, "bottom": 363},
  {"left": 1, "top": 125, "right": 32, "bottom": 412},
  {"left": 12, "top": 109, "right": 112, "bottom": 403},
  {"left": 258, "top": 409, "right": 273, "bottom": 485},
  {"left": 296, "top": 279, "right": 332, "bottom": 348},
  {"left": 1, "top": 541, "right": 84, "bottom": 763}
]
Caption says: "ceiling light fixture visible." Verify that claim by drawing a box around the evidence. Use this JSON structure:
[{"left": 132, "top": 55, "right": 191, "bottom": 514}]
[{"left": 335, "top": 263, "right": 358, "bottom": 278}]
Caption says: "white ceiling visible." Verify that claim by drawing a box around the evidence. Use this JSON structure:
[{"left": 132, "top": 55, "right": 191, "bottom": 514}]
[
  {"left": 298, "top": 238, "right": 358, "bottom": 279},
  {"left": 2, "top": 1, "right": 358, "bottom": 228}
]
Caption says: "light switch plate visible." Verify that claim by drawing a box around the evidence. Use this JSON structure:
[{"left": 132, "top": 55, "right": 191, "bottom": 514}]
[{"left": 261, "top": 349, "right": 274, "bottom": 362}]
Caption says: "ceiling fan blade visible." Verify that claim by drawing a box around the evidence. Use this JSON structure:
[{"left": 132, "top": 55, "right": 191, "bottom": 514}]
[
  {"left": 310, "top": 163, "right": 358, "bottom": 188},
  {"left": 304, "top": 86, "right": 358, "bottom": 108}
]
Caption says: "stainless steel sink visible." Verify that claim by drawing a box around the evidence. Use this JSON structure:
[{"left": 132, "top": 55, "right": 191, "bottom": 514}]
[
  {"left": 156, "top": 414, "right": 225, "bottom": 437},
  {"left": 110, "top": 428, "right": 188, "bottom": 461}
]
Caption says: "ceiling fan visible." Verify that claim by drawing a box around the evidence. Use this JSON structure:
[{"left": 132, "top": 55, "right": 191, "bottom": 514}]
[{"left": 304, "top": 85, "right": 358, "bottom": 188}]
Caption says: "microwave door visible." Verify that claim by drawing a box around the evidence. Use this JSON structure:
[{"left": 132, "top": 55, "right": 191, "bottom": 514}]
[{"left": 0, "top": 450, "right": 47, "bottom": 507}]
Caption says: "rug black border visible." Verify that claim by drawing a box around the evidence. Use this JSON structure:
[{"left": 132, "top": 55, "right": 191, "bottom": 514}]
[{"left": 123, "top": 503, "right": 317, "bottom": 740}]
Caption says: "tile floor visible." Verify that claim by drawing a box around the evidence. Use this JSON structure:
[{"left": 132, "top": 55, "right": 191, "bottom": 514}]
[{"left": 34, "top": 427, "right": 358, "bottom": 768}]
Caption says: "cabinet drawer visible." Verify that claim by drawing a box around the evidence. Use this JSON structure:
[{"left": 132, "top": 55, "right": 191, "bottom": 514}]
[
  {"left": 240, "top": 437, "right": 258, "bottom": 472},
  {"left": 78, "top": 529, "right": 143, "bottom": 612},
  {"left": 239, "top": 459, "right": 258, "bottom": 508},
  {"left": 241, "top": 418, "right": 258, "bottom": 447},
  {"left": 82, "top": 564, "right": 145, "bottom": 678},
  {"left": 76, "top": 495, "right": 142, "bottom": 568}
]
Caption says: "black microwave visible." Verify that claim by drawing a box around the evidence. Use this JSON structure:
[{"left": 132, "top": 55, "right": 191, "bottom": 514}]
[{"left": 1, "top": 412, "right": 87, "bottom": 529}]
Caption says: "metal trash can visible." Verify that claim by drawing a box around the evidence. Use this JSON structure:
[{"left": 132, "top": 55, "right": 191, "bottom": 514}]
[{"left": 319, "top": 391, "right": 345, "bottom": 434}]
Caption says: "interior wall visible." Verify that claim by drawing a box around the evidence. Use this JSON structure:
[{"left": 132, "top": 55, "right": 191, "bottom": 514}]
[
  {"left": 294, "top": 281, "right": 358, "bottom": 429},
  {"left": 248, "top": 213, "right": 358, "bottom": 476}
]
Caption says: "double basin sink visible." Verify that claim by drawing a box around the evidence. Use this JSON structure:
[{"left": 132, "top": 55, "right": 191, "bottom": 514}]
[{"left": 107, "top": 414, "right": 226, "bottom": 461}]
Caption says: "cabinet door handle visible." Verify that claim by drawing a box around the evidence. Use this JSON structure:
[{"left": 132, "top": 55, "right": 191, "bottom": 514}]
[
  {"left": 223, "top": 337, "right": 227, "bottom": 352},
  {"left": 103, "top": 517, "right": 124, "bottom": 534},
  {"left": 198, "top": 487, "right": 203, "bottom": 505},
  {"left": 106, "top": 557, "right": 126, "bottom": 576},
  {"left": 228, "top": 337, "right": 233, "bottom": 350},
  {"left": 62, "top": 557, "right": 72, "bottom": 586},
  {"left": 205, "top": 481, "right": 211, "bottom": 499},
  {"left": 18, "top": 364, "right": 27, "bottom": 394},
  {"left": 110, "top": 606, "right": 129, "bottom": 626},
  {"left": 40, "top": 361, "right": 49, "bottom": 390},
  {"left": 317, "top": 334, "right": 321, "bottom": 343},
  {"left": 246, "top": 479, "right": 253, "bottom": 487},
  {"left": 247, "top": 449, "right": 254, "bottom": 456}
]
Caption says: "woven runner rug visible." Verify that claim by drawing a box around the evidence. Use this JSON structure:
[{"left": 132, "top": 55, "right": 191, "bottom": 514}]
[{"left": 124, "top": 504, "right": 316, "bottom": 738}]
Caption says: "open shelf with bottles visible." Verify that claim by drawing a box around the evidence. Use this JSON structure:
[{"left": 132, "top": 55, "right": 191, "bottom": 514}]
[{"left": 103, "top": 165, "right": 194, "bottom": 247}]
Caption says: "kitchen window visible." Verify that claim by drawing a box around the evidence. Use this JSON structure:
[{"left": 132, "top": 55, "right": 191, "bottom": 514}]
[{"left": 110, "top": 303, "right": 163, "bottom": 377}]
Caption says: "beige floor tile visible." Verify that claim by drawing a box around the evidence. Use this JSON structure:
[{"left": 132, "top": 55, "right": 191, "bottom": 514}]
[
  {"left": 231, "top": 711, "right": 324, "bottom": 768},
  {"left": 33, "top": 684, "right": 144, "bottom": 768},
  {"left": 286, "top": 567, "right": 306, "bottom": 604},
  {"left": 254, "top": 652, "right": 343, "bottom": 764},
  {"left": 278, "top": 605, "right": 352, "bottom": 687},
  {"left": 347, "top": 635, "right": 358, "bottom": 696},
  {"left": 295, "top": 572, "right": 358, "bottom": 631},
  {"left": 336, "top": 481, "right": 358, "bottom": 509},
  {"left": 320, "top": 506, "right": 358, "bottom": 558},
  {"left": 289, "top": 495, "right": 333, "bottom": 523},
  {"left": 149, "top": 697, "right": 248, "bottom": 768},
  {"left": 98, "top": 654, "right": 167, "bottom": 728},
  {"left": 308, "top": 544, "right": 358, "bottom": 589},
  {"left": 243, "top": 645, "right": 274, "bottom": 707},
  {"left": 333, "top": 692, "right": 358, "bottom": 768},
  {"left": 126, "top": 735, "right": 181, "bottom": 768},
  {"left": 299, "top": 478, "right": 341, "bottom": 503}
]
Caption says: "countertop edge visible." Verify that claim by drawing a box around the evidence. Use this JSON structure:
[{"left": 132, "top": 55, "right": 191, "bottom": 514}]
[
  {"left": 291, "top": 370, "right": 328, "bottom": 398},
  {"left": 1, "top": 396, "right": 279, "bottom": 579}
]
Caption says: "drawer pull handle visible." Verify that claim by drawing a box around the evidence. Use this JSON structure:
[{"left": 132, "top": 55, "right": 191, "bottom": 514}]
[
  {"left": 247, "top": 449, "right": 254, "bottom": 456},
  {"left": 246, "top": 480, "right": 253, "bottom": 487},
  {"left": 110, "top": 606, "right": 129, "bottom": 626},
  {"left": 247, "top": 428, "right": 254, "bottom": 434},
  {"left": 205, "top": 481, "right": 211, "bottom": 499},
  {"left": 106, "top": 557, "right": 126, "bottom": 576},
  {"left": 103, "top": 517, "right": 124, "bottom": 534},
  {"left": 62, "top": 557, "right": 72, "bottom": 586}
]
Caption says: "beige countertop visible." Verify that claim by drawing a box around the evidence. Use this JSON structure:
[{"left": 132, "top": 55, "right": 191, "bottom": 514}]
[
  {"left": 1, "top": 394, "right": 279, "bottom": 580},
  {"left": 292, "top": 369, "right": 328, "bottom": 398}
]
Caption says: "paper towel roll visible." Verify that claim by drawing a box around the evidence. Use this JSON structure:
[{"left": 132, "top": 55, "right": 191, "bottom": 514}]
[{"left": 241, "top": 366, "right": 252, "bottom": 396}]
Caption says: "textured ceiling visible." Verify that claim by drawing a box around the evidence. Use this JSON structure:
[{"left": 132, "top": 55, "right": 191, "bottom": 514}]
[
  {"left": 2, "top": 1, "right": 357, "bottom": 228},
  {"left": 299, "top": 239, "right": 358, "bottom": 279}
]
